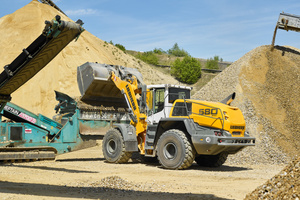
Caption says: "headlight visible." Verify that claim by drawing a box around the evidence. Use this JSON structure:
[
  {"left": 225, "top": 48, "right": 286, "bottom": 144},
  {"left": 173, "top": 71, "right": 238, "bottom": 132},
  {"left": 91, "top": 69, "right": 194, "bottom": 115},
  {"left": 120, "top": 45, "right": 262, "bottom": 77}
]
[{"left": 244, "top": 131, "right": 250, "bottom": 136}]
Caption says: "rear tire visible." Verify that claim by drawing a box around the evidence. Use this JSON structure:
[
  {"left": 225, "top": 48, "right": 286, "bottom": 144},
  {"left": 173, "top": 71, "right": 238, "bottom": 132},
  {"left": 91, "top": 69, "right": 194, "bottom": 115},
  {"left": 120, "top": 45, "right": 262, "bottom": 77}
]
[
  {"left": 102, "top": 129, "right": 132, "bottom": 163},
  {"left": 156, "top": 129, "right": 195, "bottom": 170},
  {"left": 195, "top": 152, "right": 228, "bottom": 167}
]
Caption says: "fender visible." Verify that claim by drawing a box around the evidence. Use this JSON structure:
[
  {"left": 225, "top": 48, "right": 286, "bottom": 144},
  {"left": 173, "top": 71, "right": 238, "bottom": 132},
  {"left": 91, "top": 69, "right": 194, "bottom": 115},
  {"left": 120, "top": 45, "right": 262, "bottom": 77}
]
[
  {"left": 153, "top": 118, "right": 195, "bottom": 147},
  {"left": 113, "top": 123, "right": 138, "bottom": 152}
]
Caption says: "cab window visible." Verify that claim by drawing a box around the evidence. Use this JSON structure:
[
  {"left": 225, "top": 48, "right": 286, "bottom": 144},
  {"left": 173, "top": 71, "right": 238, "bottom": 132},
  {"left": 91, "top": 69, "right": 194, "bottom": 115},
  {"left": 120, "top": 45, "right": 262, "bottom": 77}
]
[
  {"left": 169, "top": 88, "right": 190, "bottom": 103},
  {"left": 154, "top": 88, "right": 165, "bottom": 113}
]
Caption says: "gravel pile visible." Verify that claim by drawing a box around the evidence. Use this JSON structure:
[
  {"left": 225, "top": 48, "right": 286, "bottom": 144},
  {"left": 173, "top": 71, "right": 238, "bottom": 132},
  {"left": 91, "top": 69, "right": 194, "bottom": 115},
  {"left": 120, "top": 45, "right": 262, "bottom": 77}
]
[
  {"left": 71, "top": 176, "right": 166, "bottom": 193},
  {"left": 193, "top": 45, "right": 300, "bottom": 165},
  {"left": 245, "top": 156, "right": 300, "bottom": 199}
]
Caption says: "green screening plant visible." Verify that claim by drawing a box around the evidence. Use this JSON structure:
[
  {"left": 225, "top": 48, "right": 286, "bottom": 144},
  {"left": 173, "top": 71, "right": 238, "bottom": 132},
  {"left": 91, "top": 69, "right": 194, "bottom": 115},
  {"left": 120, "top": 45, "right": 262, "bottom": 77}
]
[
  {"left": 171, "top": 56, "right": 201, "bottom": 84},
  {"left": 167, "top": 43, "right": 189, "bottom": 57},
  {"left": 205, "top": 55, "right": 222, "bottom": 70}
]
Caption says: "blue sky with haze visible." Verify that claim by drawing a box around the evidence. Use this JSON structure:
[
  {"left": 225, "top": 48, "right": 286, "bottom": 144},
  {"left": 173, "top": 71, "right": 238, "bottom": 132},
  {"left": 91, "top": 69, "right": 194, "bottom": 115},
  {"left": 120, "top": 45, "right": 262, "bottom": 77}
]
[{"left": 1, "top": 0, "right": 300, "bottom": 61}]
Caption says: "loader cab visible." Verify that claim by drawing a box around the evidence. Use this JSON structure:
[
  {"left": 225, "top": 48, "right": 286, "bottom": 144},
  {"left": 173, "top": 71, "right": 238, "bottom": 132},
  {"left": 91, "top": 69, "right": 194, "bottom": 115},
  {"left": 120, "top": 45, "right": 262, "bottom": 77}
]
[{"left": 147, "top": 84, "right": 191, "bottom": 124}]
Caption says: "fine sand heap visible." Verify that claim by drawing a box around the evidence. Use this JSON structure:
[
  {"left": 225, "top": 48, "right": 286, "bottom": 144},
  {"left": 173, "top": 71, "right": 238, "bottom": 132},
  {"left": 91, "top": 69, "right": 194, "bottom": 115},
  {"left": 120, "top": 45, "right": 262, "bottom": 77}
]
[
  {"left": 193, "top": 45, "right": 300, "bottom": 165},
  {"left": 0, "top": 0, "right": 177, "bottom": 117}
]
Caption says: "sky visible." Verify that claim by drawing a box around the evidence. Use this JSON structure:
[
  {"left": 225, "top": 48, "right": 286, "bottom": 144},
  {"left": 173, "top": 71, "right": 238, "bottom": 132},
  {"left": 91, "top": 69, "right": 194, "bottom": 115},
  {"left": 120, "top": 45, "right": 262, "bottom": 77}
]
[{"left": 1, "top": 0, "right": 300, "bottom": 62}]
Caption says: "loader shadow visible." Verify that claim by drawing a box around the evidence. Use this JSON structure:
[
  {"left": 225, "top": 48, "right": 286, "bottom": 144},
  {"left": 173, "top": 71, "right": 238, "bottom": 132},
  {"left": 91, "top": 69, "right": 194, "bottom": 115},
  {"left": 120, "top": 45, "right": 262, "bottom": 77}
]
[
  {"left": 189, "top": 164, "right": 252, "bottom": 172},
  {"left": 9, "top": 164, "right": 98, "bottom": 174},
  {"left": 140, "top": 161, "right": 251, "bottom": 172},
  {"left": 0, "top": 181, "right": 231, "bottom": 200},
  {"left": 54, "top": 155, "right": 251, "bottom": 172}
]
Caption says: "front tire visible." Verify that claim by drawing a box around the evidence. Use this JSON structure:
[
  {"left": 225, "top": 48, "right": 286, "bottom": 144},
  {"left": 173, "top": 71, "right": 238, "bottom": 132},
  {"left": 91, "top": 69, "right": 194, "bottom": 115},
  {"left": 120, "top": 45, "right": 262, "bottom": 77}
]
[
  {"left": 195, "top": 152, "right": 228, "bottom": 167},
  {"left": 156, "top": 129, "right": 195, "bottom": 170},
  {"left": 102, "top": 129, "right": 132, "bottom": 163}
]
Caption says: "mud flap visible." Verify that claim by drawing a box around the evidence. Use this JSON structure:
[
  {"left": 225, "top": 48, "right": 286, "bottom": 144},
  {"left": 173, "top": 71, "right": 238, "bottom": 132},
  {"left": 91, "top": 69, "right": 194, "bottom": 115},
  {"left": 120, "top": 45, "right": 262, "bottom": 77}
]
[{"left": 113, "top": 124, "right": 138, "bottom": 152}]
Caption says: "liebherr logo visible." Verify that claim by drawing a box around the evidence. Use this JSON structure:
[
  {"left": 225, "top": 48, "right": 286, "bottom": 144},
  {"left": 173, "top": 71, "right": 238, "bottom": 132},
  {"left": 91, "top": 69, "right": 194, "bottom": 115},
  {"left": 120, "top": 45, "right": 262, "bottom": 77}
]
[
  {"left": 126, "top": 84, "right": 137, "bottom": 111},
  {"left": 230, "top": 126, "right": 245, "bottom": 130}
]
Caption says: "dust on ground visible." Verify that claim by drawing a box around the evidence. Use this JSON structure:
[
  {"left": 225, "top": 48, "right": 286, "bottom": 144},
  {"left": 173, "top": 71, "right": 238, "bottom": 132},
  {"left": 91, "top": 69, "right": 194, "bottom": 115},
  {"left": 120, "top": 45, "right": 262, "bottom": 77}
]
[{"left": 0, "top": 145, "right": 285, "bottom": 200}]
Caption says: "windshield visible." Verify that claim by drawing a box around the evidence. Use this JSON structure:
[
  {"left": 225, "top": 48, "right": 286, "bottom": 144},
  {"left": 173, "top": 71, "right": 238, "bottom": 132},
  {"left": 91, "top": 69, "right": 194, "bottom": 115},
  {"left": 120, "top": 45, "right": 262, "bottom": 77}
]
[{"left": 169, "top": 88, "right": 190, "bottom": 103}]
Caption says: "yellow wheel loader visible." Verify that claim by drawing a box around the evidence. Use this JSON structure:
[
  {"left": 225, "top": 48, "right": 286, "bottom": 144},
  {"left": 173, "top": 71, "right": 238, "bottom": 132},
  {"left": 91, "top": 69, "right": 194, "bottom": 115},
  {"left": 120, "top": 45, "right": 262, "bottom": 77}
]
[{"left": 77, "top": 62, "right": 255, "bottom": 170}]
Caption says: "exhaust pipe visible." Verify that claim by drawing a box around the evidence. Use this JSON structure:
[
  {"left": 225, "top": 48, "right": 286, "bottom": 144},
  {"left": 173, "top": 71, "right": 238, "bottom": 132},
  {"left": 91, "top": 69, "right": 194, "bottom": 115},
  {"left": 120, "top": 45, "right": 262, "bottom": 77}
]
[{"left": 220, "top": 92, "right": 236, "bottom": 105}]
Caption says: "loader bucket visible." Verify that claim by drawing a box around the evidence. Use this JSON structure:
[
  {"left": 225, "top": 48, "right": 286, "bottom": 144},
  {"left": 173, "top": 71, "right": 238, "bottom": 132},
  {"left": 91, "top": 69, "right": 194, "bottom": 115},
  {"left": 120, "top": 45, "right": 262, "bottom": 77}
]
[{"left": 77, "top": 62, "right": 127, "bottom": 108}]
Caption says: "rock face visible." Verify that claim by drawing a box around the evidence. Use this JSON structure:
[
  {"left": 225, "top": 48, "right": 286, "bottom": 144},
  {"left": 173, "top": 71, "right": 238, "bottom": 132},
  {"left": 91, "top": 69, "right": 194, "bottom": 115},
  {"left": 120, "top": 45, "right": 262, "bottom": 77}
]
[
  {"left": 0, "top": 0, "right": 177, "bottom": 117},
  {"left": 193, "top": 45, "right": 300, "bottom": 164}
]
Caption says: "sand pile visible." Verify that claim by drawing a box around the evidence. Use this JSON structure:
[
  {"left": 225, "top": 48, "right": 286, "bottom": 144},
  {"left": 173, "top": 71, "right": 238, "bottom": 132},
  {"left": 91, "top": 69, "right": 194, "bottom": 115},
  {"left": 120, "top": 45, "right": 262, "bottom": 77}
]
[
  {"left": 0, "top": 0, "right": 177, "bottom": 117},
  {"left": 245, "top": 156, "right": 300, "bottom": 199},
  {"left": 193, "top": 45, "right": 300, "bottom": 164}
]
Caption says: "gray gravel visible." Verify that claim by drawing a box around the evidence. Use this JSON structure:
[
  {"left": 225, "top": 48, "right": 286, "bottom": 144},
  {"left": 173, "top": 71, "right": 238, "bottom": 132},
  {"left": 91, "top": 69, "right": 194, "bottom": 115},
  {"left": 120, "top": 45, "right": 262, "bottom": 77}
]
[
  {"left": 71, "top": 176, "right": 166, "bottom": 193},
  {"left": 245, "top": 156, "right": 300, "bottom": 199},
  {"left": 193, "top": 45, "right": 300, "bottom": 165}
]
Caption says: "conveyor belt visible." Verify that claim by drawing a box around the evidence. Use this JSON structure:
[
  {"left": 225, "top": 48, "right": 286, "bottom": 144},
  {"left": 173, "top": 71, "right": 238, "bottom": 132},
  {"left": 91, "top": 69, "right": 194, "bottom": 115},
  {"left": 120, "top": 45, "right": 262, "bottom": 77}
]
[{"left": 0, "top": 15, "right": 84, "bottom": 103}]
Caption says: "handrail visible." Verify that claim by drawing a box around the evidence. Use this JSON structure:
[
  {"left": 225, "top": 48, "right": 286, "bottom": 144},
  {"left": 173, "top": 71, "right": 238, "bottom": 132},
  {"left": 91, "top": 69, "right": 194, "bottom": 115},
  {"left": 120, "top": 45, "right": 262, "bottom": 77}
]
[{"left": 169, "top": 99, "right": 225, "bottom": 131}]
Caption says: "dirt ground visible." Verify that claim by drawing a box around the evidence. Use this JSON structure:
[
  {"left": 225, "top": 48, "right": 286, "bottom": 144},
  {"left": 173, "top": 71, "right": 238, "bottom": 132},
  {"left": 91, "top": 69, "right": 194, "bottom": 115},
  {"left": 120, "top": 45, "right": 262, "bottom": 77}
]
[{"left": 0, "top": 145, "right": 284, "bottom": 200}]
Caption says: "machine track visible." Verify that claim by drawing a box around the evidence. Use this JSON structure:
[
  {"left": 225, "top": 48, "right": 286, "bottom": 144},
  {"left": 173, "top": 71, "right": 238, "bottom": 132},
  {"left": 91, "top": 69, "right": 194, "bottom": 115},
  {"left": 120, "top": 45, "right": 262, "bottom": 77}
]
[{"left": 0, "top": 146, "right": 57, "bottom": 163}]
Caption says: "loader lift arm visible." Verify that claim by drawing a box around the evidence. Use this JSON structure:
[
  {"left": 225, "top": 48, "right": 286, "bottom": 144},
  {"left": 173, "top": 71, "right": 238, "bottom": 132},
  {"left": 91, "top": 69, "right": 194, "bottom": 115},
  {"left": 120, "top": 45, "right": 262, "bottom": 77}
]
[{"left": 109, "top": 71, "right": 148, "bottom": 135}]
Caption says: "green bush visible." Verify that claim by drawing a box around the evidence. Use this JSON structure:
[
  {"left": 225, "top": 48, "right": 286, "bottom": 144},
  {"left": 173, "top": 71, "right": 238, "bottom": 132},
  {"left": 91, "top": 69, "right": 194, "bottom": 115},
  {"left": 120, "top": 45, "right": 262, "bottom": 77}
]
[
  {"left": 171, "top": 56, "right": 201, "bottom": 84},
  {"left": 136, "top": 51, "right": 159, "bottom": 65},
  {"left": 205, "top": 56, "right": 222, "bottom": 69},
  {"left": 167, "top": 43, "right": 189, "bottom": 57},
  {"left": 115, "top": 43, "right": 126, "bottom": 52},
  {"left": 153, "top": 48, "right": 166, "bottom": 55}
]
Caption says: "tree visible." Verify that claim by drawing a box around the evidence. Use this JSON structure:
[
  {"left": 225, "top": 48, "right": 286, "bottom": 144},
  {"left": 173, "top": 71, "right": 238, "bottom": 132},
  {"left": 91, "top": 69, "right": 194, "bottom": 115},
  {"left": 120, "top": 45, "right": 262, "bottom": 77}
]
[
  {"left": 167, "top": 43, "right": 189, "bottom": 57},
  {"left": 171, "top": 56, "right": 201, "bottom": 84},
  {"left": 206, "top": 56, "right": 222, "bottom": 70},
  {"left": 153, "top": 48, "right": 166, "bottom": 55}
]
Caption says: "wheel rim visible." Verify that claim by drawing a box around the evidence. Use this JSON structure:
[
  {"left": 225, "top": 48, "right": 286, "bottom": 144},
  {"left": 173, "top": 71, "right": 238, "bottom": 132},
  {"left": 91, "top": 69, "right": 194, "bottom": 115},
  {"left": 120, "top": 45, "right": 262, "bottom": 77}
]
[
  {"left": 107, "top": 139, "right": 116, "bottom": 154},
  {"left": 163, "top": 142, "right": 177, "bottom": 160}
]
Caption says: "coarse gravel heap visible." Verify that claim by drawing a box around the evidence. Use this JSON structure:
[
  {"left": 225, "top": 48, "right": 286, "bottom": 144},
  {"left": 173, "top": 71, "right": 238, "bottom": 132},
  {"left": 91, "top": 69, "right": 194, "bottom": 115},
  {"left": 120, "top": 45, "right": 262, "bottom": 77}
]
[
  {"left": 245, "top": 156, "right": 300, "bottom": 200},
  {"left": 193, "top": 45, "right": 300, "bottom": 165}
]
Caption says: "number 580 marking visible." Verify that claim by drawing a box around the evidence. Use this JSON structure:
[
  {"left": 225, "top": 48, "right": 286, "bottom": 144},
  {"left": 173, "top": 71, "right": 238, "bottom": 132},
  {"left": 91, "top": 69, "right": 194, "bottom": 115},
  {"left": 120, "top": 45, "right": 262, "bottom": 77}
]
[{"left": 199, "top": 108, "right": 218, "bottom": 115}]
